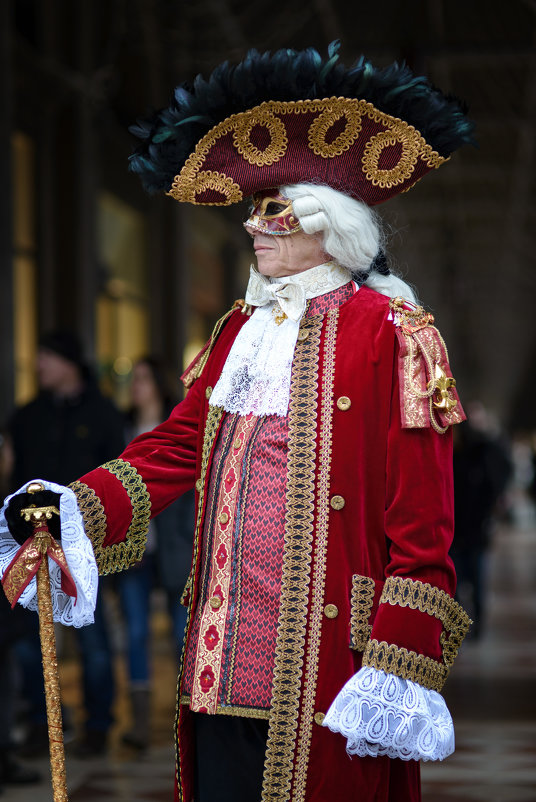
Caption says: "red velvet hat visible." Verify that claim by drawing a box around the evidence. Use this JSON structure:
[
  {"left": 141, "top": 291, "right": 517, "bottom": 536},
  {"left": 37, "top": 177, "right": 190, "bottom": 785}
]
[{"left": 129, "top": 42, "right": 474, "bottom": 207}]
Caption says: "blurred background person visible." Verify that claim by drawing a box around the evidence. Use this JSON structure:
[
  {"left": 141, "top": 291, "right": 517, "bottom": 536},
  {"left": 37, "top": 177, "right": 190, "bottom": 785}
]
[
  {"left": 115, "top": 356, "right": 194, "bottom": 751},
  {"left": 0, "top": 593, "right": 41, "bottom": 790},
  {"left": 451, "top": 401, "right": 512, "bottom": 639},
  {"left": 0, "top": 429, "right": 40, "bottom": 790},
  {"left": 5, "top": 330, "right": 125, "bottom": 757}
]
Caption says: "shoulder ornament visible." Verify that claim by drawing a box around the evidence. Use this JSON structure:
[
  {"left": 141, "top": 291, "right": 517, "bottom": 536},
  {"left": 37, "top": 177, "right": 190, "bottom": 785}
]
[
  {"left": 181, "top": 299, "right": 250, "bottom": 389},
  {"left": 389, "top": 297, "right": 465, "bottom": 433}
]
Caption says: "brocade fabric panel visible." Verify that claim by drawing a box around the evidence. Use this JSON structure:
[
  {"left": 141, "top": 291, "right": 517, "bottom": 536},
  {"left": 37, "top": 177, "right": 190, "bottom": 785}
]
[{"left": 182, "top": 413, "right": 288, "bottom": 712}]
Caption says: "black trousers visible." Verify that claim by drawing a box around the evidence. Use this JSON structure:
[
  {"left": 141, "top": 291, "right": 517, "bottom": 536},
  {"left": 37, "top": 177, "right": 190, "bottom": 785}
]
[{"left": 193, "top": 712, "right": 269, "bottom": 802}]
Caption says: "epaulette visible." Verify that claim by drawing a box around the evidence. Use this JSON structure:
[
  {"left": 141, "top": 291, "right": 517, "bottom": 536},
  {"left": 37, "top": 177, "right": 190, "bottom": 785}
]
[
  {"left": 181, "top": 299, "right": 251, "bottom": 389},
  {"left": 389, "top": 297, "right": 466, "bottom": 433}
]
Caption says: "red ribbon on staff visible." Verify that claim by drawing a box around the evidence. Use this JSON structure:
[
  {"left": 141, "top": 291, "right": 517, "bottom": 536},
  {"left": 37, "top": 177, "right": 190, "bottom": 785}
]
[{"left": 2, "top": 533, "right": 77, "bottom": 608}]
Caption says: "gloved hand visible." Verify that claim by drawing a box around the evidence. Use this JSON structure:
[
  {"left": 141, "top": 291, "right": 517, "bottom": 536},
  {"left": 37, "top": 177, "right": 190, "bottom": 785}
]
[{"left": 5, "top": 490, "right": 62, "bottom": 546}]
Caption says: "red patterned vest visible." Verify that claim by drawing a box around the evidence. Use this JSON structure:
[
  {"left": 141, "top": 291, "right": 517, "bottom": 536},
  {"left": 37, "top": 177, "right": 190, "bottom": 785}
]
[{"left": 182, "top": 283, "right": 356, "bottom": 716}]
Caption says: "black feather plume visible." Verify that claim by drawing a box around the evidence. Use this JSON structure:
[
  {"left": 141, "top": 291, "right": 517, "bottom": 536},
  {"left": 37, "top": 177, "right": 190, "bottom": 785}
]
[{"left": 129, "top": 41, "right": 475, "bottom": 193}]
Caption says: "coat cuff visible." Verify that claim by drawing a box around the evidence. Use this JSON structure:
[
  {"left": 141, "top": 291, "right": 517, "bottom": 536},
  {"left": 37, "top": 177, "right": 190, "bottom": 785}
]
[
  {"left": 70, "top": 457, "right": 151, "bottom": 575},
  {"left": 323, "top": 666, "right": 454, "bottom": 762},
  {"left": 368, "top": 576, "right": 472, "bottom": 690}
]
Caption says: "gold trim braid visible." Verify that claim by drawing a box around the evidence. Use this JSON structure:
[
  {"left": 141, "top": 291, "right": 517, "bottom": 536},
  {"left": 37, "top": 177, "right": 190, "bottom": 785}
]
[
  {"left": 350, "top": 574, "right": 376, "bottom": 650},
  {"left": 261, "top": 315, "right": 323, "bottom": 802},
  {"left": 69, "top": 481, "right": 108, "bottom": 569},
  {"left": 70, "top": 459, "right": 150, "bottom": 575},
  {"left": 98, "top": 458, "right": 151, "bottom": 571},
  {"left": 175, "top": 404, "right": 224, "bottom": 799},
  {"left": 381, "top": 576, "right": 472, "bottom": 668},
  {"left": 293, "top": 308, "right": 339, "bottom": 802},
  {"left": 70, "top": 473, "right": 149, "bottom": 576},
  {"left": 179, "top": 694, "right": 270, "bottom": 721},
  {"left": 363, "top": 639, "right": 447, "bottom": 692}
]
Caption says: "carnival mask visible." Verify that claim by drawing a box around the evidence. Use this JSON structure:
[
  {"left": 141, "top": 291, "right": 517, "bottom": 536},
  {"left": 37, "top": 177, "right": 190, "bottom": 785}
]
[{"left": 244, "top": 189, "right": 301, "bottom": 236}]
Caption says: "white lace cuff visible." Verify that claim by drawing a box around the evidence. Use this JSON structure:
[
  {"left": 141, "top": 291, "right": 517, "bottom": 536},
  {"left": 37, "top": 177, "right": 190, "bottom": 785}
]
[
  {"left": 0, "top": 480, "right": 98, "bottom": 627},
  {"left": 323, "top": 666, "right": 454, "bottom": 762}
]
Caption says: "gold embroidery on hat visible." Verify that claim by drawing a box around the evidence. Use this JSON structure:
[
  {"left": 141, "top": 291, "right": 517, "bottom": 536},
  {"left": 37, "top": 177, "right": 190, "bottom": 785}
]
[
  {"left": 168, "top": 97, "right": 447, "bottom": 206},
  {"left": 181, "top": 169, "right": 242, "bottom": 204},
  {"left": 308, "top": 104, "right": 362, "bottom": 157},
  {"left": 233, "top": 109, "right": 288, "bottom": 166},
  {"left": 362, "top": 125, "right": 420, "bottom": 188}
]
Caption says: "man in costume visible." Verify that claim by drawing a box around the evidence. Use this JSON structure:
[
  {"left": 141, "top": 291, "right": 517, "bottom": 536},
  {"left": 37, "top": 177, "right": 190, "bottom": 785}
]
[{"left": 1, "top": 43, "right": 474, "bottom": 801}]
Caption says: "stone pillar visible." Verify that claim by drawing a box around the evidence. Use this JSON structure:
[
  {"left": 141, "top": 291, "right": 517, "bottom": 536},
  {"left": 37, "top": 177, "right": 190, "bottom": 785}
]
[{"left": 0, "top": 1, "right": 14, "bottom": 422}]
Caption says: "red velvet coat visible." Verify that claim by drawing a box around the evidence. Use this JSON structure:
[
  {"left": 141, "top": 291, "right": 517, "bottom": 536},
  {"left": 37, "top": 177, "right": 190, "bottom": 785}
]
[{"left": 73, "top": 287, "right": 468, "bottom": 802}]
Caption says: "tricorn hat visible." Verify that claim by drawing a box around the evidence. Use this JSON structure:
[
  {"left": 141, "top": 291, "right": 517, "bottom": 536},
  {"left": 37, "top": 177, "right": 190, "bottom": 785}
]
[{"left": 129, "top": 41, "right": 474, "bottom": 207}]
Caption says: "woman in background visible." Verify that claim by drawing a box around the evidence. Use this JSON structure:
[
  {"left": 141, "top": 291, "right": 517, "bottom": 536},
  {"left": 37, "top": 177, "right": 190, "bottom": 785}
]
[{"left": 117, "top": 357, "right": 195, "bottom": 750}]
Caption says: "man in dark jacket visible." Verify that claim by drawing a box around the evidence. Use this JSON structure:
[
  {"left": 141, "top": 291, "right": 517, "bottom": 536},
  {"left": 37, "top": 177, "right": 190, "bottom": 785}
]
[{"left": 7, "top": 331, "right": 125, "bottom": 756}]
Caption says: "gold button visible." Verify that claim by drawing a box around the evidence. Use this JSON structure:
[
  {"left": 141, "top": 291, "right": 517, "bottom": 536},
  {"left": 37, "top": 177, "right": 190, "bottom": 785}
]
[
  {"left": 205, "top": 386, "right": 213, "bottom": 399},
  {"left": 195, "top": 478, "right": 203, "bottom": 492},
  {"left": 233, "top": 438, "right": 242, "bottom": 449},
  {"left": 297, "top": 329, "right": 309, "bottom": 341},
  {"left": 330, "top": 495, "right": 345, "bottom": 510},
  {"left": 324, "top": 604, "right": 339, "bottom": 619},
  {"left": 219, "top": 512, "right": 229, "bottom": 525},
  {"left": 314, "top": 712, "right": 325, "bottom": 726},
  {"left": 336, "top": 396, "right": 351, "bottom": 411},
  {"left": 209, "top": 597, "right": 222, "bottom": 610}
]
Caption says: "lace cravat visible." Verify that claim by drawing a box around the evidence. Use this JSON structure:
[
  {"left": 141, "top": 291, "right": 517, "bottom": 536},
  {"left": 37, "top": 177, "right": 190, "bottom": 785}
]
[{"left": 210, "top": 262, "right": 352, "bottom": 417}]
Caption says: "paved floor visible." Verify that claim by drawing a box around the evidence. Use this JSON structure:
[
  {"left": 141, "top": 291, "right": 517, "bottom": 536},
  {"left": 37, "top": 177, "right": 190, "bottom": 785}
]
[{"left": 8, "top": 517, "right": 536, "bottom": 801}]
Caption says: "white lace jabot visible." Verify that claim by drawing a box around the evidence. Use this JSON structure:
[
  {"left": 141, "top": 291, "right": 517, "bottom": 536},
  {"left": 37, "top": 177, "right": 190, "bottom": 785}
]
[{"left": 209, "top": 262, "right": 352, "bottom": 417}]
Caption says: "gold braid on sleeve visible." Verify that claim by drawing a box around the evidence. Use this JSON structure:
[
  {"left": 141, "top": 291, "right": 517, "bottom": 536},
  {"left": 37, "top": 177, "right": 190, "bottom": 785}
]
[
  {"left": 380, "top": 576, "right": 472, "bottom": 670},
  {"left": 70, "top": 458, "right": 151, "bottom": 575},
  {"left": 361, "top": 576, "right": 472, "bottom": 690},
  {"left": 362, "top": 640, "right": 448, "bottom": 692}
]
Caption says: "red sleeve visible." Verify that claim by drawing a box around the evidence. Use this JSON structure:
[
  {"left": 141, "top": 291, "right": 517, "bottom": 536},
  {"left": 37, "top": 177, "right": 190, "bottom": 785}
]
[
  {"left": 69, "top": 305, "right": 248, "bottom": 576},
  {"left": 70, "top": 377, "right": 204, "bottom": 574},
  {"left": 374, "top": 419, "right": 455, "bottom": 661},
  {"left": 365, "top": 338, "right": 470, "bottom": 690}
]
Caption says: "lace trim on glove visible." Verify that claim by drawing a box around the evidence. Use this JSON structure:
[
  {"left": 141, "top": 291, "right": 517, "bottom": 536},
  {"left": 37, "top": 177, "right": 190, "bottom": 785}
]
[
  {"left": 0, "top": 480, "right": 98, "bottom": 627},
  {"left": 323, "top": 666, "right": 454, "bottom": 762}
]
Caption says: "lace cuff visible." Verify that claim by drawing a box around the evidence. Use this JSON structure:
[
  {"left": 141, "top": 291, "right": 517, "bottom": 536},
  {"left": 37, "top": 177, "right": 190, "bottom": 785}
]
[
  {"left": 323, "top": 666, "right": 454, "bottom": 762},
  {"left": 0, "top": 480, "right": 98, "bottom": 627}
]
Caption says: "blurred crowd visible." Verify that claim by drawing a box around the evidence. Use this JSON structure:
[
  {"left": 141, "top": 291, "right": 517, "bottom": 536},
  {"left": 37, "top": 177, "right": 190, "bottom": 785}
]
[
  {"left": 0, "top": 331, "right": 534, "bottom": 792},
  {"left": 451, "top": 401, "right": 513, "bottom": 639},
  {"left": 0, "top": 333, "right": 194, "bottom": 793}
]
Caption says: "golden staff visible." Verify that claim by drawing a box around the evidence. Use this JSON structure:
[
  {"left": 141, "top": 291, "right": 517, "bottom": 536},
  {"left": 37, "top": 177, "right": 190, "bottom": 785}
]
[{"left": 19, "top": 481, "right": 69, "bottom": 802}]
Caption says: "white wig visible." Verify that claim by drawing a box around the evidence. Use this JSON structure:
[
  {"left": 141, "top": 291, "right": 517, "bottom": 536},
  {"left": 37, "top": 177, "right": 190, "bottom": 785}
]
[{"left": 281, "top": 182, "right": 418, "bottom": 304}]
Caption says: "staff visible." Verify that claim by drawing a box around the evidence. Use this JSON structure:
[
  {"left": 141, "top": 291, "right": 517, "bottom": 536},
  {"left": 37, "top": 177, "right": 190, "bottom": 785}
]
[{"left": 19, "top": 481, "right": 68, "bottom": 802}]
